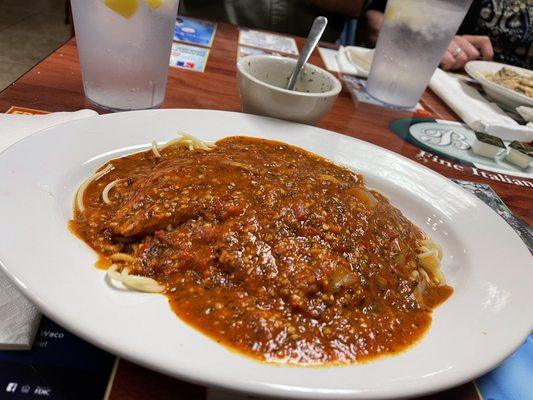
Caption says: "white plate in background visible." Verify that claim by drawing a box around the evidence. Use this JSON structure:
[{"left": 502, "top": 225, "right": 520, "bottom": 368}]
[{"left": 466, "top": 60, "right": 533, "bottom": 111}]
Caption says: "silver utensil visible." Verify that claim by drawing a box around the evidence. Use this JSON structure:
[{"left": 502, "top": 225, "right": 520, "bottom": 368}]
[{"left": 286, "top": 16, "right": 328, "bottom": 91}]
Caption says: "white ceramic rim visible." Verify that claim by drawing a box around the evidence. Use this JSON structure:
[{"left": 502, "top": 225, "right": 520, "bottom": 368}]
[
  {"left": 0, "top": 109, "right": 531, "bottom": 400},
  {"left": 237, "top": 55, "right": 342, "bottom": 98}
]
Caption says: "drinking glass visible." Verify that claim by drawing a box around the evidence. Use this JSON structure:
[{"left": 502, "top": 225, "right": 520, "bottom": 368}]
[
  {"left": 366, "top": 0, "right": 473, "bottom": 109},
  {"left": 71, "top": 0, "right": 180, "bottom": 111}
]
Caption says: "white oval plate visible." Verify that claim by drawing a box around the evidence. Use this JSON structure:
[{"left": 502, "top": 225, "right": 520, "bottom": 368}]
[
  {"left": 0, "top": 110, "right": 531, "bottom": 399},
  {"left": 465, "top": 60, "right": 533, "bottom": 111}
]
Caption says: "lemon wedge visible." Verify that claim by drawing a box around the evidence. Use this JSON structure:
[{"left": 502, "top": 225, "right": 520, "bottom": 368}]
[
  {"left": 384, "top": 2, "right": 427, "bottom": 26},
  {"left": 104, "top": 0, "right": 139, "bottom": 18},
  {"left": 145, "top": 0, "right": 163, "bottom": 10},
  {"left": 384, "top": 3, "right": 397, "bottom": 23}
]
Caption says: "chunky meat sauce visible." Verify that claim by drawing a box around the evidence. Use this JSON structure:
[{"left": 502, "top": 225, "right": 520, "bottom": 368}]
[{"left": 71, "top": 136, "right": 452, "bottom": 364}]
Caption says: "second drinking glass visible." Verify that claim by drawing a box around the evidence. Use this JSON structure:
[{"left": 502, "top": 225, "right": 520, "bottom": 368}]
[{"left": 366, "top": 0, "right": 473, "bottom": 109}]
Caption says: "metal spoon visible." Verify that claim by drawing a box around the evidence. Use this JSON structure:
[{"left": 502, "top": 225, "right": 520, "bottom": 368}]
[{"left": 287, "top": 16, "right": 328, "bottom": 91}]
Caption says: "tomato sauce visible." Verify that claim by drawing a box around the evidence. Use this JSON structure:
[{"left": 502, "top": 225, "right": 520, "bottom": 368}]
[{"left": 71, "top": 136, "right": 452, "bottom": 364}]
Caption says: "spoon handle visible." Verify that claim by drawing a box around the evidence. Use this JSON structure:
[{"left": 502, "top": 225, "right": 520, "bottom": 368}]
[{"left": 287, "top": 16, "right": 328, "bottom": 90}]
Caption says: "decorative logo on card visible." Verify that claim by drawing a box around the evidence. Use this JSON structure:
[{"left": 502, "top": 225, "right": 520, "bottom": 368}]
[
  {"left": 418, "top": 128, "right": 470, "bottom": 149},
  {"left": 409, "top": 120, "right": 532, "bottom": 178},
  {"left": 390, "top": 118, "right": 533, "bottom": 186}
]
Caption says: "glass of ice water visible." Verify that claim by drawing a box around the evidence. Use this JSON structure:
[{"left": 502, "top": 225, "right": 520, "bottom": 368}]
[
  {"left": 71, "top": 0, "right": 180, "bottom": 111},
  {"left": 366, "top": 0, "right": 473, "bottom": 109}
]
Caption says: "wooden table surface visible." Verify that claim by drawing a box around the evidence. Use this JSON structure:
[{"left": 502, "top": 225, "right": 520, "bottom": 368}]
[{"left": 0, "top": 21, "right": 530, "bottom": 400}]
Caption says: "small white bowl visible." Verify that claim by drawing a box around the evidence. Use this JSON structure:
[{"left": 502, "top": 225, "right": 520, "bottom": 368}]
[{"left": 236, "top": 55, "right": 341, "bottom": 125}]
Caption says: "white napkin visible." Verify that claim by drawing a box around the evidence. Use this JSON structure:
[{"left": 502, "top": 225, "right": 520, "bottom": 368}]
[
  {"left": 0, "top": 109, "right": 97, "bottom": 349},
  {"left": 318, "top": 46, "right": 372, "bottom": 77},
  {"left": 339, "top": 46, "right": 374, "bottom": 78},
  {"left": 0, "top": 110, "right": 97, "bottom": 150},
  {"left": 429, "top": 68, "right": 533, "bottom": 142}
]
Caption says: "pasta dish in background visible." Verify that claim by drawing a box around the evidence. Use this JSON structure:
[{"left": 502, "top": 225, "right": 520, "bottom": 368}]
[
  {"left": 485, "top": 67, "right": 533, "bottom": 98},
  {"left": 70, "top": 133, "right": 452, "bottom": 364}
]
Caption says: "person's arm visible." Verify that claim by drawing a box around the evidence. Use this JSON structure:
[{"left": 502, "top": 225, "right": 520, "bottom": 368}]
[
  {"left": 309, "top": 0, "right": 365, "bottom": 17},
  {"left": 356, "top": 0, "right": 387, "bottom": 47},
  {"left": 360, "top": 9, "right": 383, "bottom": 46}
]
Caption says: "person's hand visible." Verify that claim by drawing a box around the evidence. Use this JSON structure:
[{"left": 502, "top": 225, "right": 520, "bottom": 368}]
[{"left": 440, "top": 35, "right": 494, "bottom": 70}]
